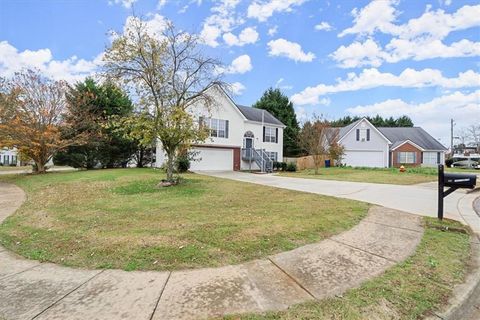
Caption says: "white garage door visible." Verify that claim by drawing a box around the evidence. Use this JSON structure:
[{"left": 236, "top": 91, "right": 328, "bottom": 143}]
[
  {"left": 190, "top": 147, "right": 233, "bottom": 171},
  {"left": 343, "top": 150, "right": 385, "bottom": 168}
]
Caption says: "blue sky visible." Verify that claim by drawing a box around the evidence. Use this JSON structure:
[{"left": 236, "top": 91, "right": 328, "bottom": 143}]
[{"left": 1, "top": 0, "right": 479, "bottom": 146}]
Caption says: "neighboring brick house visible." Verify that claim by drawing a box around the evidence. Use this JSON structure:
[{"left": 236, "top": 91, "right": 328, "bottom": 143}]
[{"left": 336, "top": 118, "right": 447, "bottom": 168}]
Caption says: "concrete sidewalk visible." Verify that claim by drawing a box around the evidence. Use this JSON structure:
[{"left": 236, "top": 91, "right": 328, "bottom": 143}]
[
  {"left": 202, "top": 171, "right": 480, "bottom": 235},
  {"left": 0, "top": 183, "right": 424, "bottom": 320}
]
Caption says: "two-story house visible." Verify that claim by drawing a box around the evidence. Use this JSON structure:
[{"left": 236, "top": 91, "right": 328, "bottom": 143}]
[
  {"left": 155, "top": 86, "right": 285, "bottom": 172},
  {"left": 337, "top": 118, "right": 447, "bottom": 168},
  {"left": 0, "top": 148, "right": 20, "bottom": 167}
]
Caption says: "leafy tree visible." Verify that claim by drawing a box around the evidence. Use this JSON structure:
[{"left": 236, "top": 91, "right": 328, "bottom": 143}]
[
  {"left": 103, "top": 17, "right": 222, "bottom": 183},
  {"left": 0, "top": 70, "right": 88, "bottom": 173},
  {"left": 331, "top": 115, "right": 414, "bottom": 127},
  {"left": 253, "top": 88, "right": 300, "bottom": 156},
  {"left": 54, "top": 78, "right": 137, "bottom": 169},
  {"left": 298, "top": 116, "right": 342, "bottom": 174}
]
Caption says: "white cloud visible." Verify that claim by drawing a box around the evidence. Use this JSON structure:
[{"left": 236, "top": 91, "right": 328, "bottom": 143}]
[
  {"left": 291, "top": 67, "right": 480, "bottom": 105},
  {"left": 108, "top": 0, "right": 138, "bottom": 9},
  {"left": 267, "top": 38, "right": 315, "bottom": 62},
  {"left": 157, "top": 0, "right": 167, "bottom": 9},
  {"left": 217, "top": 54, "right": 252, "bottom": 74},
  {"left": 200, "top": 25, "right": 222, "bottom": 47},
  {"left": 331, "top": 37, "right": 480, "bottom": 68},
  {"left": 200, "top": 0, "right": 242, "bottom": 47},
  {"left": 275, "top": 78, "right": 293, "bottom": 90},
  {"left": 339, "top": 0, "right": 400, "bottom": 37},
  {"left": 314, "top": 21, "right": 333, "bottom": 31},
  {"left": 335, "top": 3, "right": 480, "bottom": 67},
  {"left": 267, "top": 25, "right": 278, "bottom": 36},
  {"left": 346, "top": 90, "right": 480, "bottom": 144},
  {"left": 223, "top": 27, "right": 259, "bottom": 46},
  {"left": 0, "top": 41, "right": 101, "bottom": 83},
  {"left": 247, "top": 0, "right": 308, "bottom": 22},
  {"left": 229, "top": 82, "right": 246, "bottom": 95}
]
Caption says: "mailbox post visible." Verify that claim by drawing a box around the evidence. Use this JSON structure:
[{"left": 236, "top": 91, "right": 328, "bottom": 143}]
[{"left": 438, "top": 164, "right": 477, "bottom": 220}]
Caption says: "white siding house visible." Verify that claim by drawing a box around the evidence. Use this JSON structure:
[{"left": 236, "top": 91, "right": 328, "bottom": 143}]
[
  {"left": 0, "top": 148, "right": 20, "bottom": 167},
  {"left": 338, "top": 119, "right": 391, "bottom": 168},
  {"left": 155, "top": 86, "right": 285, "bottom": 171},
  {"left": 336, "top": 118, "right": 447, "bottom": 168}
]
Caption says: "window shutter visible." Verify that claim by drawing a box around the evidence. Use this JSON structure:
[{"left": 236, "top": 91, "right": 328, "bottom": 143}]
[
  {"left": 366, "top": 129, "right": 370, "bottom": 141},
  {"left": 413, "top": 152, "right": 416, "bottom": 163},
  {"left": 356, "top": 129, "right": 360, "bottom": 141},
  {"left": 263, "top": 126, "right": 266, "bottom": 142},
  {"left": 199, "top": 116, "right": 204, "bottom": 128},
  {"left": 437, "top": 152, "right": 441, "bottom": 164},
  {"left": 397, "top": 152, "right": 401, "bottom": 163},
  {"left": 275, "top": 128, "right": 278, "bottom": 143},
  {"left": 225, "top": 120, "right": 229, "bottom": 139}
]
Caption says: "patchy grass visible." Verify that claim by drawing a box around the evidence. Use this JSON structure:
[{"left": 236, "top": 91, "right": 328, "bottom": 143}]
[
  {"left": 0, "top": 168, "right": 368, "bottom": 271},
  {"left": 279, "top": 166, "right": 479, "bottom": 185},
  {"left": 225, "top": 218, "right": 472, "bottom": 320},
  {"left": 0, "top": 165, "right": 30, "bottom": 171}
]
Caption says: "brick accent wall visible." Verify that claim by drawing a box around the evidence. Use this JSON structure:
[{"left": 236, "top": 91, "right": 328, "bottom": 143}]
[{"left": 391, "top": 142, "right": 422, "bottom": 167}]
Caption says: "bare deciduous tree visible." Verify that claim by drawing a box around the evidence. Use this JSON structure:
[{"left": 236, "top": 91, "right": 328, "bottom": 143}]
[
  {"left": 467, "top": 124, "right": 480, "bottom": 152},
  {"left": 103, "top": 17, "right": 224, "bottom": 182},
  {"left": 0, "top": 70, "right": 88, "bottom": 173}
]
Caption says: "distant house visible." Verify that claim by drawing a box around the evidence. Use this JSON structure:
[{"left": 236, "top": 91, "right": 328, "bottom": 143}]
[
  {"left": 155, "top": 86, "right": 285, "bottom": 172},
  {"left": 0, "top": 148, "right": 20, "bottom": 166},
  {"left": 336, "top": 118, "right": 447, "bottom": 168}
]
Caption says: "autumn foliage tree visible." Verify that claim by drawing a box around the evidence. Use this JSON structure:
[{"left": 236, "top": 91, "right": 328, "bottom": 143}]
[
  {"left": 103, "top": 17, "right": 223, "bottom": 182},
  {"left": 299, "top": 116, "right": 344, "bottom": 174},
  {"left": 0, "top": 70, "right": 87, "bottom": 173}
]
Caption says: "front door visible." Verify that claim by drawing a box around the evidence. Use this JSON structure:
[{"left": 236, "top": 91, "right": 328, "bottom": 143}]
[{"left": 245, "top": 138, "right": 253, "bottom": 149}]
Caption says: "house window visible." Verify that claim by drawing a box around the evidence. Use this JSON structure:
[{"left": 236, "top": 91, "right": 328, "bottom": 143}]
[
  {"left": 398, "top": 152, "right": 416, "bottom": 164},
  {"left": 264, "top": 127, "right": 277, "bottom": 143},
  {"left": 205, "top": 118, "right": 228, "bottom": 138},
  {"left": 422, "top": 152, "right": 438, "bottom": 165},
  {"left": 356, "top": 129, "right": 370, "bottom": 142}
]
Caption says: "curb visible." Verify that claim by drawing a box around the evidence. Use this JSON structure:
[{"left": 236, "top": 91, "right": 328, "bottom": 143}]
[{"left": 428, "top": 197, "right": 480, "bottom": 320}]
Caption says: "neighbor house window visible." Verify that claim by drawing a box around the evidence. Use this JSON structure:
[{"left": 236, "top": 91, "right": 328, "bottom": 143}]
[
  {"left": 398, "top": 152, "right": 416, "bottom": 164},
  {"left": 356, "top": 129, "right": 370, "bottom": 142},
  {"left": 204, "top": 118, "right": 229, "bottom": 138},
  {"left": 265, "top": 151, "right": 278, "bottom": 161},
  {"left": 264, "top": 127, "right": 277, "bottom": 143},
  {"left": 422, "top": 152, "right": 438, "bottom": 165}
]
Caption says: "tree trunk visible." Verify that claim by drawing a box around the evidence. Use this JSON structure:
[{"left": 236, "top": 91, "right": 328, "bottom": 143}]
[
  {"left": 35, "top": 161, "right": 46, "bottom": 174},
  {"left": 166, "top": 153, "right": 175, "bottom": 182}
]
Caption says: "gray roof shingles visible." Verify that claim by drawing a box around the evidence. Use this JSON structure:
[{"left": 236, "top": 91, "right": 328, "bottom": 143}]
[
  {"left": 378, "top": 127, "right": 447, "bottom": 151},
  {"left": 236, "top": 105, "right": 285, "bottom": 126}
]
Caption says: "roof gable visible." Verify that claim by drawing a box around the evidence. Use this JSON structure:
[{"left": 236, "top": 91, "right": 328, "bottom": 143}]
[
  {"left": 338, "top": 117, "right": 391, "bottom": 144},
  {"left": 213, "top": 85, "right": 284, "bottom": 127}
]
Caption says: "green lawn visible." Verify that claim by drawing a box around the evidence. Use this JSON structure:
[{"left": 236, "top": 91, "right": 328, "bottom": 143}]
[
  {"left": 226, "top": 218, "right": 472, "bottom": 320},
  {"left": 0, "top": 168, "right": 368, "bottom": 271},
  {"left": 279, "top": 166, "right": 479, "bottom": 185}
]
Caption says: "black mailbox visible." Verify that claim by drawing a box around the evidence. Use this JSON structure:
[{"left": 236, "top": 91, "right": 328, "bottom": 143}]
[
  {"left": 438, "top": 164, "right": 477, "bottom": 220},
  {"left": 444, "top": 173, "right": 477, "bottom": 189}
]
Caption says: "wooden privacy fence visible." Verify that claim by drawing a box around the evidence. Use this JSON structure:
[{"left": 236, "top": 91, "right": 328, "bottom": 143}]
[{"left": 283, "top": 155, "right": 328, "bottom": 171}]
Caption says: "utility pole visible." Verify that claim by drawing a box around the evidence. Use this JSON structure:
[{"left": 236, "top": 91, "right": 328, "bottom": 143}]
[{"left": 450, "top": 118, "right": 454, "bottom": 156}]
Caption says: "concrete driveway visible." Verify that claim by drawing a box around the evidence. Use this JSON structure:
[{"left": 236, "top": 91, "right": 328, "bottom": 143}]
[{"left": 201, "top": 171, "right": 480, "bottom": 235}]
